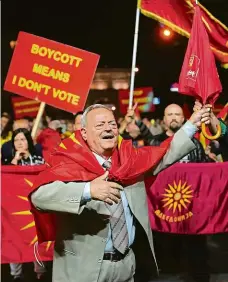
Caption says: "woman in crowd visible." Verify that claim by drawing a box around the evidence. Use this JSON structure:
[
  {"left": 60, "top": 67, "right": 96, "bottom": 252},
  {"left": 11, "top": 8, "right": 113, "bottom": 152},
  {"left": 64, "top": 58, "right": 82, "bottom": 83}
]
[{"left": 2, "top": 128, "right": 46, "bottom": 281}]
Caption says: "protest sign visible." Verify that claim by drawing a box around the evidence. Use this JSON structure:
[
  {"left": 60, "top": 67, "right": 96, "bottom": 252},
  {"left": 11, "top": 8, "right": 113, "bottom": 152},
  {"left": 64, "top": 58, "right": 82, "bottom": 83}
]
[
  {"left": 118, "top": 87, "right": 155, "bottom": 115},
  {"left": 4, "top": 32, "right": 100, "bottom": 113},
  {"left": 12, "top": 96, "right": 41, "bottom": 119}
]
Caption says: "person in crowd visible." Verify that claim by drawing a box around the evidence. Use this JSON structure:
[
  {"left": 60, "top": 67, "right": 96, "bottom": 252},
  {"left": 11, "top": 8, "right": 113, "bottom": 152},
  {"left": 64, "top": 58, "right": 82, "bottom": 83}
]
[
  {"left": 1, "top": 113, "right": 13, "bottom": 147},
  {"left": 2, "top": 128, "right": 46, "bottom": 281},
  {"left": 22, "top": 116, "right": 35, "bottom": 131},
  {"left": 147, "top": 103, "right": 212, "bottom": 282},
  {"left": 36, "top": 120, "right": 62, "bottom": 162},
  {"left": 30, "top": 103, "right": 210, "bottom": 282},
  {"left": 119, "top": 106, "right": 152, "bottom": 147},
  {"left": 1, "top": 119, "right": 43, "bottom": 162},
  {"left": 74, "top": 111, "right": 83, "bottom": 130},
  {"left": 142, "top": 117, "right": 163, "bottom": 135},
  {"left": 62, "top": 120, "right": 75, "bottom": 138}
]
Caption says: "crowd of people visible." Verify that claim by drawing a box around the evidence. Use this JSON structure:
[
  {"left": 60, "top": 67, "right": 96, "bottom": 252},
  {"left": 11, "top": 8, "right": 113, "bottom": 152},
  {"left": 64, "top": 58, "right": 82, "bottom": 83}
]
[{"left": 1, "top": 101, "right": 228, "bottom": 282}]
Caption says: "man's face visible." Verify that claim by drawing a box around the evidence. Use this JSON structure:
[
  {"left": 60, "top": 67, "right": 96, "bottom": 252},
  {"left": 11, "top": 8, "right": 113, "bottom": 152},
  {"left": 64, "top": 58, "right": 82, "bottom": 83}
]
[
  {"left": 164, "top": 104, "right": 184, "bottom": 132},
  {"left": 81, "top": 108, "right": 118, "bottom": 157},
  {"left": 74, "top": 115, "right": 82, "bottom": 130}
]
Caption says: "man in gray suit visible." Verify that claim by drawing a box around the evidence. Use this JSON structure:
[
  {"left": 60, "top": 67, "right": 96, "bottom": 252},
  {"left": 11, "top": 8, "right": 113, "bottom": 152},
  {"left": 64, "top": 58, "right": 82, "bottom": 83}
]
[{"left": 31, "top": 104, "right": 210, "bottom": 282}]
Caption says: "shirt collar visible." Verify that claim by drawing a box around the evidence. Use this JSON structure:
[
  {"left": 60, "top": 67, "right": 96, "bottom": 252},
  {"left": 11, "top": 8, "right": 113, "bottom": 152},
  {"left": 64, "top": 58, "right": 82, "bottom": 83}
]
[{"left": 92, "top": 152, "right": 111, "bottom": 167}]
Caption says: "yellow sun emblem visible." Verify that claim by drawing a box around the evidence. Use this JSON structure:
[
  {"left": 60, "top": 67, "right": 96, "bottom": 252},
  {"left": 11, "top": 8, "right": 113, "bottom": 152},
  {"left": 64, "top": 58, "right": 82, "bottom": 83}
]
[
  {"left": 12, "top": 178, "right": 52, "bottom": 251},
  {"left": 161, "top": 180, "right": 193, "bottom": 214}
]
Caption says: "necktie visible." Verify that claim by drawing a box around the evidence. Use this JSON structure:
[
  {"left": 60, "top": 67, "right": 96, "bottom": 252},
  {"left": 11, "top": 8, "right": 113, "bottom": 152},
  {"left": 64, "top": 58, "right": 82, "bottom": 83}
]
[{"left": 103, "top": 160, "right": 129, "bottom": 254}]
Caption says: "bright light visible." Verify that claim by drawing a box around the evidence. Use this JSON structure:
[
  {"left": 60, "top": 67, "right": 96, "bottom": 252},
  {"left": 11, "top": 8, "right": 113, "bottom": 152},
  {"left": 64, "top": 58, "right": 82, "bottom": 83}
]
[
  {"left": 134, "top": 67, "right": 139, "bottom": 72},
  {"left": 111, "top": 106, "right": 116, "bottom": 111},
  {"left": 10, "top": 40, "right": 17, "bottom": 49},
  {"left": 163, "top": 29, "right": 171, "bottom": 37}
]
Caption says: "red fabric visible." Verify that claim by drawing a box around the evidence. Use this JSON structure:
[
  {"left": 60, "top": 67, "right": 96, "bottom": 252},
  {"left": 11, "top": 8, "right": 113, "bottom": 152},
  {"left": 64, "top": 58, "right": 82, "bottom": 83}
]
[
  {"left": 217, "top": 102, "right": 228, "bottom": 120},
  {"left": 1, "top": 165, "right": 53, "bottom": 263},
  {"left": 145, "top": 162, "right": 228, "bottom": 234},
  {"left": 140, "top": 0, "right": 228, "bottom": 66},
  {"left": 179, "top": 6, "right": 222, "bottom": 105},
  {"left": 29, "top": 131, "right": 172, "bottom": 243},
  {"left": 36, "top": 128, "right": 61, "bottom": 162}
]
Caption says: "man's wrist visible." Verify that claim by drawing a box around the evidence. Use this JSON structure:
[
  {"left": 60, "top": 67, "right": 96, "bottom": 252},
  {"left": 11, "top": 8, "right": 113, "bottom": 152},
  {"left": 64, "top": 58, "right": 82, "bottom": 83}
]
[{"left": 182, "top": 120, "right": 198, "bottom": 138}]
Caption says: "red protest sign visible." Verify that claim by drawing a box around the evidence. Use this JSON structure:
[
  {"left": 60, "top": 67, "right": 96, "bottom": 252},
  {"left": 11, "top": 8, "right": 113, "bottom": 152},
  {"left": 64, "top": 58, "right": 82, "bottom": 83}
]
[
  {"left": 12, "top": 96, "right": 41, "bottom": 119},
  {"left": 4, "top": 32, "right": 100, "bottom": 114},
  {"left": 118, "top": 87, "right": 155, "bottom": 115}
]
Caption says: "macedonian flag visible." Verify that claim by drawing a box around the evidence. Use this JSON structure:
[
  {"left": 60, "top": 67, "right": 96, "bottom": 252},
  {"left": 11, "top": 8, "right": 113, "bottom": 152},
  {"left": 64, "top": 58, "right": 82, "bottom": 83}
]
[{"left": 138, "top": 0, "right": 228, "bottom": 68}]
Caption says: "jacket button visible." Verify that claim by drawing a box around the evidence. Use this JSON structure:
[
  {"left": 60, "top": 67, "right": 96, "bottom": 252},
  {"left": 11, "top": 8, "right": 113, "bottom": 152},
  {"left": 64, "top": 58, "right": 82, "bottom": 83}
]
[{"left": 98, "top": 259, "right": 102, "bottom": 263}]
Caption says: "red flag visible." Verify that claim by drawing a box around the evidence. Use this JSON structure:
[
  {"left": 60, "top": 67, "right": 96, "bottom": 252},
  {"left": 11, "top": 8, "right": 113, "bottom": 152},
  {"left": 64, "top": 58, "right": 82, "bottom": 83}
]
[
  {"left": 1, "top": 165, "right": 53, "bottom": 263},
  {"left": 178, "top": 5, "right": 222, "bottom": 105},
  {"left": 145, "top": 162, "right": 228, "bottom": 234},
  {"left": 217, "top": 102, "right": 228, "bottom": 120},
  {"left": 139, "top": 0, "right": 228, "bottom": 68}
]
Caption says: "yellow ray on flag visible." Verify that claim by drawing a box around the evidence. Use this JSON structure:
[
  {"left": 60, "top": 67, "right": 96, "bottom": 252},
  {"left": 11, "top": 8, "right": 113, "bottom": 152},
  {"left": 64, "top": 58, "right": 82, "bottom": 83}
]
[
  {"left": 69, "top": 134, "right": 81, "bottom": 146},
  {"left": 182, "top": 185, "right": 192, "bottom": 194},
  {"left": 30, "top": 235, "right": 38, "bottom": 246},
  {"left": 17, "top": 195, "right": 28, "bottom": 201},
  {"left": 59, "top": 142, "right": 67, "bottom": 150},
  {"left": 20, "top": 221, "right": 35, "bottom": 230},
  {"left": 168, "top": 184, "right": 176, "bottom": 193},
  {"left": 46, "top": 241, "right": 52, "bottom": 251},
  {"left": 24, "top": 178, "right": 33, "bottom": 187},
  {"left": 12, "top": 210, "right": 31, "bottom": 215}
]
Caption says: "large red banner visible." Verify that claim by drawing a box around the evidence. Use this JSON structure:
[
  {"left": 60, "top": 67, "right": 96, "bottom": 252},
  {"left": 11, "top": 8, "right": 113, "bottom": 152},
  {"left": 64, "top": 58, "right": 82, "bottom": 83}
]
[
  {"left": 145, "top": 162, "right": 228, "bottom": 234},
  {"left": 1, "top": 165, "right": 53, "bottom": 264},
  {"left": 2, "top": 162, "right": 228, "bottom": 263},
  {"left": 4, "top": 32, "right": 100, "bottom": 113},
  {"left": 11, "top": 96, "right": 41, "bottom": 119},
  {"left": 118, "top": 87, "right": 155, "bottom": 115}
]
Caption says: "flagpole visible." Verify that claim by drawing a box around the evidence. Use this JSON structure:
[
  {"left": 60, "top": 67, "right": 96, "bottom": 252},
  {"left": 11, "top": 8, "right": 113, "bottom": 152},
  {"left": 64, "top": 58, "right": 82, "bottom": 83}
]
[{"left": 129, "top": 5, "right": 141, "bottom": 109}]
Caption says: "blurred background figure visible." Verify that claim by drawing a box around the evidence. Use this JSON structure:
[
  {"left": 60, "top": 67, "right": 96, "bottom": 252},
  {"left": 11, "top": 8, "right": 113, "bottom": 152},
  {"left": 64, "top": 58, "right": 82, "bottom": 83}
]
[
  {"left": 74, "top": 111, "right": 83, "bottom": 131},
  {"left": 1, "top": 113, "right": 13, "bottom": 147},
  {"left": 142, "top": 117, "right": 163, "bottom": 135},
  {"left": 62, "top": 120, "right": 75, "bottom": 138}
]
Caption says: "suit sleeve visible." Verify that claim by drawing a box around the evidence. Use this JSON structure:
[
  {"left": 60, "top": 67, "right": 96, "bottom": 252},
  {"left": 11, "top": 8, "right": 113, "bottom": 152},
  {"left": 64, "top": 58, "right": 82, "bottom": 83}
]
[
  {"left": 31, "top": 181, "right": 110, "bottom": 216},
  {"left": 152, "top": 127, "right": 196, "bottom": 175}
]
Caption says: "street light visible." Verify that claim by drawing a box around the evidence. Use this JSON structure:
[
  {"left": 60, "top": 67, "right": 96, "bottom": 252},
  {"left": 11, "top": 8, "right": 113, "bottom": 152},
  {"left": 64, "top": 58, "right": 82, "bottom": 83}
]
[
  {"left": 163, "top": 29, "right": 171, "bottom": 37},
  {"left": 159, "top": 27, "right": 173, "bottom": 41}
]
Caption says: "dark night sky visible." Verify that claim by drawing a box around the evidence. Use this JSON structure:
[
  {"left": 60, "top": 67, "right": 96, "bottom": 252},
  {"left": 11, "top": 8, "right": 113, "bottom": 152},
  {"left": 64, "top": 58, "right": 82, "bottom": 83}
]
[{"left": 2, "top": 0, "right": 228, "bottom": 117}]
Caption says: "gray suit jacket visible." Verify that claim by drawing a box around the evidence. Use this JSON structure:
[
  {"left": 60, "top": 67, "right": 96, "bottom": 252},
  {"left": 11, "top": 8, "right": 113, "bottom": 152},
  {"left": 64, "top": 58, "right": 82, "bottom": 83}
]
[{"left": 31, "top": 128, "right": 196, "bottom": 282}]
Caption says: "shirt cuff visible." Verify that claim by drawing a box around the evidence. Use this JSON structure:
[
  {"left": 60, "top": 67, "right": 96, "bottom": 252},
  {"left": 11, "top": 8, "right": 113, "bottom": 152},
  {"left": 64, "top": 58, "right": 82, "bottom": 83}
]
[
  {"left": 182, "top": 120, "right": 198, "bottom": 138},
  {"left": 82, "top": 183, "right": 92, "bottom": 202}
]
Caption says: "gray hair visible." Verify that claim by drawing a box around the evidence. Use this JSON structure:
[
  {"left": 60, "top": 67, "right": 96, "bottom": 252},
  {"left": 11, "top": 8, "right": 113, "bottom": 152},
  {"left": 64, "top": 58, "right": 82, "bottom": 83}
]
[{"left": 81, "top": 104, "right": 113, "bottom": 128}]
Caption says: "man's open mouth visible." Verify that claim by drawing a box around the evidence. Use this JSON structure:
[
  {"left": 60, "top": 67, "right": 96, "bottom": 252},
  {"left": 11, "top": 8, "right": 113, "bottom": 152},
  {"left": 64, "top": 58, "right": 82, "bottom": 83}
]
[{"left": 102, "top": 135, "right": 114, "bottom": 140}]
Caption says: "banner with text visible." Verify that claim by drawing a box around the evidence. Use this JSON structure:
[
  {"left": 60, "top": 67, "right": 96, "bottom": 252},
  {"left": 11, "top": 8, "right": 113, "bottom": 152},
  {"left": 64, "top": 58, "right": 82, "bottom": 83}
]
[
  {"left": 12, "top": 96, "right": 41, "bottom": 119},
  {"left": 118, "top": 87, "right": 155, "bottom": 115},
  {"left": 145, "top": 162, "right": 228, "bottom": 234},
  {"left": 4, "top": 32, "right": 100, "bottom": 113}
]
